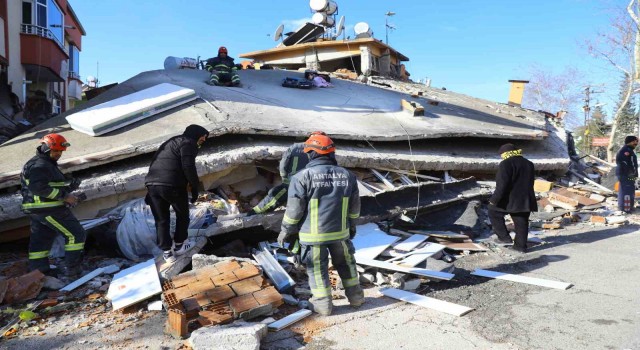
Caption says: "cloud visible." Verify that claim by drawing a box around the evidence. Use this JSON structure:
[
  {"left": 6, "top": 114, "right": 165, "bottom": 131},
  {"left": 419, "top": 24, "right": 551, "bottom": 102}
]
[{"left": 282, "top": 18, "right": 312, "bottom": 31}]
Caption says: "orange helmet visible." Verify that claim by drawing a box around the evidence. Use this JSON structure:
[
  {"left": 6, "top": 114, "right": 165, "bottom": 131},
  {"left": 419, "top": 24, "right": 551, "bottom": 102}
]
[
  {"left": 41, "top": 133, "right": 70, "bottom": 151},
  {"left": 218, "top": 46, "right": 228, "bottom": 54},
  {"left": 309, "top": 131, "right": 327, "bottom": 136},
  {"left": 304, "top": 134, "right": 335, "bottom": 154}
]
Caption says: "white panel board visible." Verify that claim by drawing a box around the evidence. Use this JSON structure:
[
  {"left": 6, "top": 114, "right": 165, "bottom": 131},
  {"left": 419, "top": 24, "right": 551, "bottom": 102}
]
[
  {"left": 380, "top": 288, "right": 474, "bottom": 316},
  {"left": 106, "top": 258, "right": 162, "bottom": 310},
  {"left": 267, "top": 309, "right": 312, "bottom": 331},
  {"left": 60, "top": 267, "right": 105, "bottom": 292},
  {"left": 66, "top": 83, "right": 197, "bottom": 136},
  {"left": 352, "top": 223, "right": 400, "bottom": 260},
  {"left": 396, "top": 243, "right": 446, "bottom": 267},
  {"left": 393, "top": 234, "right": 429, "bottom": 252},
  {"left": 357, "top": 257, "right": 454, "bottom": 281},
  {"left": 471, "top": 269, "right": 572, "bottom": 290}
]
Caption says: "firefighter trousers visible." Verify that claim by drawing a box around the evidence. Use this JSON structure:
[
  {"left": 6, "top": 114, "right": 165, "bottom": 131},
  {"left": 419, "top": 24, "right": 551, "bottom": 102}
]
[
  {"left": 618, "top": 177, "right": 636, "bottom": 213},
  {"left": 301, "top": 240, "right": 363, "bottom": 315},
  {"left": 252, "top": 183, "right": 288, "bottom": 214},
  {"left": 28, "top": 209, "right": 86, "bottom": 273},
  {"left": 209, "top": 71, "right": 240, "bottom": 86}
]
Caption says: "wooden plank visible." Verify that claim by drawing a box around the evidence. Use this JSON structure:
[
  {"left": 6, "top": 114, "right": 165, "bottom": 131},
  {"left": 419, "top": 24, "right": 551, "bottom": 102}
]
[
  {"left": 356, "top": 257, "right": 454, "bottom": 281},
  {"left": 380, "top": 288, "right": 474, "bottom": 316},
  {"left": 552, "top": 188, "right": 599, "bottom": 206},
  {"left": 569, "top": 170, "right": 614, "bottom": 194},
  {"left": 401, "top": 99, "right": 425, "bottom": 116},
  {"left": 352, "top": 223, "right": 401, "bottom": 260},
  {"left": 547, "top": 197, "right": 577, "bottom": 210},
  {"left": 471, "top": 269, "right": 572, "bottom": 290},
  {"left": 442, "top": 242, "right": 487, "bottom": 251},
  {"left": 408, "top": 230, "right": 469, "bottom": 240},
  {"left": 107, "top": 258, "right": 163, "bottom": 310},
  {"left": 60, "top": 267, "right": 105, "bottom": 292},
  {"left": 268, "top": 309, "right": 313, "bottom": 331},
  {"left": 393, "top": 234, "right": 429, "bottom": 252},
  {"left": 534, "top": 179, "right": 554, "bottom": 192}
]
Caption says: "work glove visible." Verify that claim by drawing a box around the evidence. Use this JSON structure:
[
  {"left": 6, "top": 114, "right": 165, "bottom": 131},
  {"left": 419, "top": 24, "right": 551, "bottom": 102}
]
[
  {"left": 349, "top": 226, "right": 356, "bottom": 239},
  {"left": 69, "top": 178, "right": 82, "bottom": 191},
  {"left": 278, "top": 231, "right": 296, "bottom": 248},
  {"left": 190, "top": 190, "right": 199, "bottom": 204}
]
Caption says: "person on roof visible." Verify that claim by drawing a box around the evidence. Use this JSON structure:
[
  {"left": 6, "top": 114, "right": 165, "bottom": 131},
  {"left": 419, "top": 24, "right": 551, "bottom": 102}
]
[
  {"left": 205, "top": 46, "right": 241, "bottom": 87},
  {"left": 248, "top": 131, "right": 327, "bottom": 216},
  {"left": 278, "top": 134, "right": 364, "bottom": 316},
  {"left": 21, "top": 133, "right": 86, "bottom": 281},
  {"left": 145, "top": 125, "right": 209, "bottom": 263}
]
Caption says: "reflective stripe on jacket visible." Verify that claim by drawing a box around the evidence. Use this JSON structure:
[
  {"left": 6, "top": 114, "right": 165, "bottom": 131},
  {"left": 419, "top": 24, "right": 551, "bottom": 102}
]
[
  {"left": 205, "top": 55, "right": 237, "bottom": 73},
  {"left": 281, "top": 156, "right": 360, "bottom": 245},
  {"left": 279, "top": 143, "right": 309, "bottom": 184},
  {"left": 21, "top": 147, "right": 71, "bottom": 212}
]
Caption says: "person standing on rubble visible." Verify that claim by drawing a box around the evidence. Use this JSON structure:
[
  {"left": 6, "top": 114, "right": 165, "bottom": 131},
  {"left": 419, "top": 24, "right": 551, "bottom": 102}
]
[
  {"left": 205, "top": 46, "right": 241, "bottom": 86},
  {"left": 278, "top": 134, "right": 364, "bottom": 316},
  {"left": 145, "top": 124, "right": 209, "bottom": 263},
  {"left": 616, "top": 135, "right": 639, "bottom": 213},
  {"left": 488, "top": 143, "right": 537, "bottom": 253},
  {"left": 248, "top": 131, "right": 327, "bottom": 216},
  {"left": 21, "top": 133, "right": 86, "bottom": 280}
]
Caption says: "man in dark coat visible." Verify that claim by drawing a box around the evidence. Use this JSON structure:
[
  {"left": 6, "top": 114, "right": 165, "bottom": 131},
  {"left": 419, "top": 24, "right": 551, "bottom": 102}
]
[
  {"left": 616, "top": 135, "right": 639, "bottom": 213},
  {"left": 488, "top": 143, "right": 537, "bottom": 253},
  {"left": 145, "top": 124, "right": 209, "bottom": 263}
]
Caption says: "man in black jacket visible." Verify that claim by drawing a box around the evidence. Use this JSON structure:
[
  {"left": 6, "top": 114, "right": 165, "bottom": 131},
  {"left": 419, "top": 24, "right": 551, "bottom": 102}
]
[
  {"left": 488, "top": 143, "right": 537, "bottom": 253},
  {"left": 616, "top": 135, "right": 638, "bottom": 213},
  {"left": 205, "top": 46, "right": 241, "bottom": 86},
  {"left": 145, "top": 124, "right": 209, "bottom": 263},
  {"left": 21, "top": 133, "right": 86, "bottom": 279}
]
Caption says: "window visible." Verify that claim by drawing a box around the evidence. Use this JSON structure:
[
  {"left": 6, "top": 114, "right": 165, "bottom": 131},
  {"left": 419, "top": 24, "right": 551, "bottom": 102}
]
[
  {"left": 69, "top": 45, "right": 79, "bottom": 77},
  {"left": 22, "top": 1, "right": 32, "bottom": 25},
  {"left": 36, "top": 0, "right": 46, "bottom": 28},
  {"left": 47, "top": 0, "right": 63, "bottom": 44}
]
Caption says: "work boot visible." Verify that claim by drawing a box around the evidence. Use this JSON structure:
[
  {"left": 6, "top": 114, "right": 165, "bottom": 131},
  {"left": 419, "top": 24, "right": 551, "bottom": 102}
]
[
  {"left": 308, "top": 297, "right": 333, "bottom": 316},
  {"left": 345, "top": 286, "right": 365, "bottom": 308}
]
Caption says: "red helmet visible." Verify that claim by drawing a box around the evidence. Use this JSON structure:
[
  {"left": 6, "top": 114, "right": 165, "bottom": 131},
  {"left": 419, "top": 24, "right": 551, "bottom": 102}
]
[
  {"left": 41, "top": 133, "right": 70, "bottom": 151},
  {"left": 304, "top": 134, "right": 335, "bottom": 154},
  {"left": 218, "top": 46, "right": 228, "bottom": 54},
  {"left": 309, "top": 131, "right": 327, "bottom": 136}
]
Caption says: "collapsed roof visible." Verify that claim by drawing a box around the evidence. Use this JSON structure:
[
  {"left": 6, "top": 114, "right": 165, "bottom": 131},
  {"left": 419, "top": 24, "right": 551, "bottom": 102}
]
[{"left": 0, "top": 68, "right": 569, "bottom": 230}]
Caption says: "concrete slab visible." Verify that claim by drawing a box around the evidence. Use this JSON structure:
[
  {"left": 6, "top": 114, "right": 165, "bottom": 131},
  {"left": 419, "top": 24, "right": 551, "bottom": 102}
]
[
  {"left": 188, "top": 321, "right": 267, "bottom": 350},
  {"left": 0, "top": 68, "right": 550, "bottom": 188}
]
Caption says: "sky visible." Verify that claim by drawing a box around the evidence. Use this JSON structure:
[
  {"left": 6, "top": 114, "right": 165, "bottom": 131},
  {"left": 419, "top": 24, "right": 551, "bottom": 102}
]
[{"left": 72, "top": 0, "right": 624, "bottom": 115}]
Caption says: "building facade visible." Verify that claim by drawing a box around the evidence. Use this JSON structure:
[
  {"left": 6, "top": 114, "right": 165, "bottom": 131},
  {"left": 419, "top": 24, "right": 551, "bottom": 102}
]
[{"left": 0, "top": 0, "right": 85, "bottom": 120}]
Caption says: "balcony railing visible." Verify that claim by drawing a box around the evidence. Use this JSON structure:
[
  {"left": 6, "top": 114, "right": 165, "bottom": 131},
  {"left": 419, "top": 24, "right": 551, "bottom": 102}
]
[
  {"left": 68, "top": 71, "right": 80, "bottom": 80},
  {"left": 20, "top": 24, "right": 68, "bottom": 55}
]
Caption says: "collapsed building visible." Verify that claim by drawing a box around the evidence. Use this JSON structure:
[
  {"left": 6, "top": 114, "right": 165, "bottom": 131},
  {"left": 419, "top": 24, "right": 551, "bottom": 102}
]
[{"left": 0, "top": 66, "right": 569, "bottom": 244}]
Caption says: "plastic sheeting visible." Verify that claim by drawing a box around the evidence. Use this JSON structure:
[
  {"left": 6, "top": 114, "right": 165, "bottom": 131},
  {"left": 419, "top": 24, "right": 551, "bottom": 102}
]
[{"left": 112, "top": 198, "right": 214, "bottom": 261}]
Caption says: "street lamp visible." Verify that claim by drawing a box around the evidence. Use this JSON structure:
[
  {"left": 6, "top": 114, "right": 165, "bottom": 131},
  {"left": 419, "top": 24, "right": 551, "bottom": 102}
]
[{"left": 385, "top": 11, "right": 395, "bottom": 45}]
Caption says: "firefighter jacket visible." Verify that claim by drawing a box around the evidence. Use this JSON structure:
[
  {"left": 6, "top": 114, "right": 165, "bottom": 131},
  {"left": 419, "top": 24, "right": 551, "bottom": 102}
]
[
  {"left": 616, "top": 145, "right": 638, "bottom": 179},
  {"left": 281, "top": 157, "right": 360, "bottom": 245},
  {"left": 205, "top": 55, "right": 238, "bottom": 73},
  {"left": 21, "top": 147, "right": 73, "bottom": 213},
  {"left": 279, "top": 143, "right": 309, "bottom": 184}
]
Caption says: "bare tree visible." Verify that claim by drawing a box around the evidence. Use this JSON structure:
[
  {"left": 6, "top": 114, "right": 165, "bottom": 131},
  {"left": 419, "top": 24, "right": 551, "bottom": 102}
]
[
  {"left": 522, "top": 65, "right": 585, "bottom": 130},
  {"left": 587, "top": 0, "right": 639, "bottom": 161}
]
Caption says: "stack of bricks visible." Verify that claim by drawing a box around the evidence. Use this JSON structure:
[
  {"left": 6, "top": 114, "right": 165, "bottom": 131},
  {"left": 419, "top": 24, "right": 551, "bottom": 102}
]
[{"left": 162, "top": 259, "right": 283, "bottom": 337}]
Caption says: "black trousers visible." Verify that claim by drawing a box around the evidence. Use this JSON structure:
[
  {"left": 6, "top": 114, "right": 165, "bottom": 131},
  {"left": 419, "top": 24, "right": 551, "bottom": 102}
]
[
  {"left": 146, "top": 185, "right": 189, "bottom": 251},
  {"left": 28, "top": 208, "right": 86, "bottom": 273},
  {"left": 488, "top": 208, "right": 530, "bottom": 251}
]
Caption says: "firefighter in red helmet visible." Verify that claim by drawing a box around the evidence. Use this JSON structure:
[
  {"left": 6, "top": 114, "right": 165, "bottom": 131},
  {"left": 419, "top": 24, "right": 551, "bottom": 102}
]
[{"left": 205, "top": 46, "right": 241, "bottom": 86}]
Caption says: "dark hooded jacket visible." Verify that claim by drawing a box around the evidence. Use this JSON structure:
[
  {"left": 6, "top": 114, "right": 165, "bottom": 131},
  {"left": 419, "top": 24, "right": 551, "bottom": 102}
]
[
  {"left": 489, "top": 150, "right": 537, "bottom": 213},
  {"left": 145, "top": 125, "right": 208, "bottom": 190}
]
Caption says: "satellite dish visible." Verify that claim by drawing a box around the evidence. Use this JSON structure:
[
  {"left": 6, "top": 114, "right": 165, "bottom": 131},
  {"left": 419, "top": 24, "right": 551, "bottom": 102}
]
[
  {"left": 274, "top": 24, "right": 284, "bottom": 41},
  {"left": 334, "top": 15, "right": 345, "bottom": 38},
  {"left": 354, "top": 22, "right": 372, "bottom": 37}
]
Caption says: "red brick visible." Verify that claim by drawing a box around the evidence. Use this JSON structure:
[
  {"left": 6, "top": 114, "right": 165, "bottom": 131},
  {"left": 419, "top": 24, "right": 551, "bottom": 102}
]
[
  {"left": 253, "top": 286, "right": 283, "bottom": 308},
  {"left": 228, "top": 294, "right": 259, "bottom": 314}
]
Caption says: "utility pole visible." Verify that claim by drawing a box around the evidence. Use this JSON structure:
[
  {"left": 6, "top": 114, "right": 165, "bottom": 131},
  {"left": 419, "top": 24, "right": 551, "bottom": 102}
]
[{"left": 582, "top": 85, "right": 603, "bottom": 154}]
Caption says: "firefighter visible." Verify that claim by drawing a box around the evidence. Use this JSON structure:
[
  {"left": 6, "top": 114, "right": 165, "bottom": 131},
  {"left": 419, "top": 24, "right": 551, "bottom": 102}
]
[
  {"left": 21, "top": 133, "right": 86, "bottom": 280},
  {"left": 616, "top": 135, "right": 639, "bottom": 213},
  {"left": 248, "top": 131, "right": 327, "bottom": 216},
  {"left": 278, "top": 134, "right": 364, "bottom": 316},
  {"left": 145, "top": 124, "right": 209, "bottom": 263},
  {"left": 205, "top": 46, "right": 241, "bottom": 86}
]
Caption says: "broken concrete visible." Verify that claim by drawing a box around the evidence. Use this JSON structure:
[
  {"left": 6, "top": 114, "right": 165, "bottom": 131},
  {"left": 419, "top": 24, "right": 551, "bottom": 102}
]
[
  {"left": 2, "top": 270, "right": 44, "bottom": 304},
  {"left": 188, "top": 321, "right": 267, "bottom": 350}
]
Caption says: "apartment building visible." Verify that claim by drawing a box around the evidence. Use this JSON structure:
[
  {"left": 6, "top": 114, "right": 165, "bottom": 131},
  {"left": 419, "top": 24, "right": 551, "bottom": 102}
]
[{"left": 0, "top": 0, "right": 85, "bottom": 120}]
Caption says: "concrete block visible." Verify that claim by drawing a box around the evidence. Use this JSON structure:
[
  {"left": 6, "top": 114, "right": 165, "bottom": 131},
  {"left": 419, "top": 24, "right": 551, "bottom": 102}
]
[
  {"left": 188, "top": 321, "right": 267, "bottom": 350},
  {"left": 359, "top": 273, "right": 375, "bottom": 284},
  {"left": 192, "top": 254, "right": 255, "bottom": 271},
  {"left": 402, "top": 279, "right": 422, "bottom": 291},
  {"left": 607, "top": 216, "right": 627, "bottom": 225}
]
